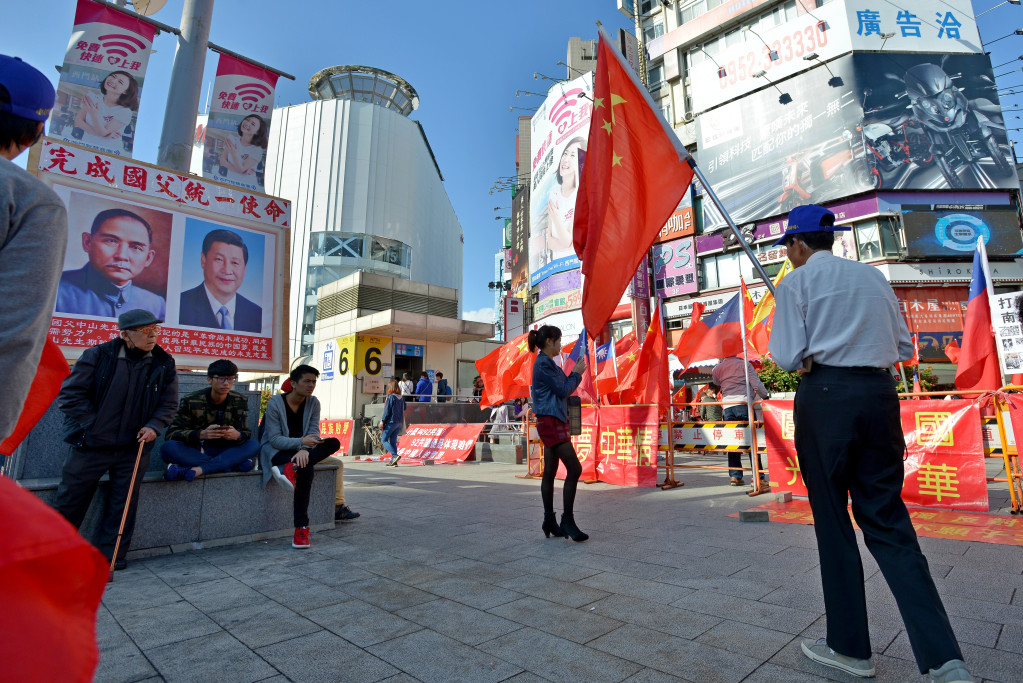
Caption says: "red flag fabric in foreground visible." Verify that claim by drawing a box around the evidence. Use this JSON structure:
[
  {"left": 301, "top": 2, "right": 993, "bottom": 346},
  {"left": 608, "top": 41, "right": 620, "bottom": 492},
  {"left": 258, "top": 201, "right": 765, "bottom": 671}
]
[
  {"left": 574, "top": 29, "right": 695, "bottom": 334},
  {"left": 1, "top": 340, "right": 70, "bottom": 454},
  {"left": 673, "top": 292, "right": 755, "bottom": 368},
  {"left": 0, "top": 475, "right": 108, "bottom": 682},
  {"left": 617, "top": 306, "right": 670, "bottom": 406},
  {"left": 955, "top": 240, "right": 1001, "bottom": 391}
]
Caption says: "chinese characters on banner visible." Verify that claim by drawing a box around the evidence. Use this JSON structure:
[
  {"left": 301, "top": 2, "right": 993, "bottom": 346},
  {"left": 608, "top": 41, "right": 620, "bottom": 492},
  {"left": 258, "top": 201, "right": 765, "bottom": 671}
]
[
  {"left": 39, "top": 140, "right": 288, "bottom": 372},
  {"left": 593, "top": 406, "right": 659, "bottom": 488},
  {"left": 50, "top": 0, "right": 156, "bottom": 157},
  {"left": 900, "top": 401, "right": 987, "bottom": 511},
  {"left": 202, "top": 54, "right": 279, "bottom": 193},
  {"left": 318, "top": 419, "right": 354, "bottom": 454},
  {"left": 653, "top": 237, "right": 697, "bottom": 298},
  {"left": 556, "top": 406, "right": 599, "bottom": 481},
  {"left": 763, "top": 400, "right": 988, "bottom": 511},
  {"left": 397, "top": 424, "right": 486, "bottom": 463},
  {"left": 993, "top": 292, "right": 1023, "bottom": 375}
]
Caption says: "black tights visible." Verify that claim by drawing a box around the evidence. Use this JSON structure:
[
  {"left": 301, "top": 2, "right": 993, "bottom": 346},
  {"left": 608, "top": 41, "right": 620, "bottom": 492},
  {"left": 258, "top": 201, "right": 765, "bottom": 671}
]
[{"left": 540, "top": 441, "right": 582, "bottom": 516}]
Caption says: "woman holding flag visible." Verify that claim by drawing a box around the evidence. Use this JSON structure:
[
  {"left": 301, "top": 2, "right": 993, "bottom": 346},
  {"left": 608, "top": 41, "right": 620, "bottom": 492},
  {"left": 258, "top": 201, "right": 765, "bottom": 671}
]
[{"left": 529, "top": 325, "right": 588, "bottom": 542}]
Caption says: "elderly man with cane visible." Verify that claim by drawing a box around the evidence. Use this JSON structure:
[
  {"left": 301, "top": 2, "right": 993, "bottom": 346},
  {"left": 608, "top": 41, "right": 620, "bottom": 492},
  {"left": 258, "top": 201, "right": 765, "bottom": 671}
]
[{"left": 51, "top": 309, "right": 178, "bottom": 573}]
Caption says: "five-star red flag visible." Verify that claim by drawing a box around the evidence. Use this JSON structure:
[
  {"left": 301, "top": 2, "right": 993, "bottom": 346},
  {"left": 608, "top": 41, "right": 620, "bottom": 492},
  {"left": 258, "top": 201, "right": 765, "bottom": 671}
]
[
  {"left": 475, "top": 333, "right": 534, "bottom": 407},
  {"left": 575, "top": 28, "right": 695, "bottom": 335},
  {"left": 617, "top": 306, "right": 670, "bottom": 406}
]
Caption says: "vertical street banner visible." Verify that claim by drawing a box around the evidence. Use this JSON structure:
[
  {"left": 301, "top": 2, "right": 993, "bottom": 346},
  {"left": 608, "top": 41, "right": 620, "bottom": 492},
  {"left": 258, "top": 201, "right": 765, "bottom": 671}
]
[
  {"left": 593, "top": 405, "right": 659, "bottom": 488},
  {"left": 763, "top": 401, "right": 808, "bottom": 496},
  {"left": 900, "top": 400, "right": 988, "bottom": 511},
  {"left": 202, "top": 54, "right": 279, "bottom": 193},
  {"left": 653, "top": 237, "right": 697, "bottom": 298},
  {"left": 49, "top": 0, "right": 156, "bottom": 157},
  {"left": 557, "top": 406, "right": 599, "bottom": 481}
]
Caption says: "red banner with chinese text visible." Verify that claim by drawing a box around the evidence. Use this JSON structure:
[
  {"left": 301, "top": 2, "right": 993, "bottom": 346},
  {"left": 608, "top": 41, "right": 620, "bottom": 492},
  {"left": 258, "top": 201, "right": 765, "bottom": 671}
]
[
  {"left": 557, "top": 406, "right": 599, "bottom": 481},
  {"left": 318, "top": 419, "right": 354, "bottom": 455},
  {"left": 763, "top": 399, "right": 988, "bottom": 511},
  {"left": 901, "top": 400, "right": 987, "bottom": 511},
  {"left": 397, "top": 423, "right": 485, "bottom": 463},
  {"left": 763, "top": 401, "right": 807, "bottom": 496},
  {"left": 49, "top": 316, "right": 274, "bottom": 361},
  {"left": 593, "top": 405, "right": 659, "bottom": 488}
]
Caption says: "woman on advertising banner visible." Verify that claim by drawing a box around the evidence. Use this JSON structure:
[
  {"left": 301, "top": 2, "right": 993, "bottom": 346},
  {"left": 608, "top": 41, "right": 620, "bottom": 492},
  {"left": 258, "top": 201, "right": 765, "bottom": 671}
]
[
  {"left": 545, "top": 137, "right": 586, "bottom": 257},
  {"left": 218, "top": 114, "right": 268, "bottom": 186},
  {"left": 529, "top": 325, "right": 588, "bottom": 542},
  {"left": 73, "top": 70, "right": 138, "bottom": 152},
  {"left": 380, "top": 379, "right": 406, "bottom": 467}
]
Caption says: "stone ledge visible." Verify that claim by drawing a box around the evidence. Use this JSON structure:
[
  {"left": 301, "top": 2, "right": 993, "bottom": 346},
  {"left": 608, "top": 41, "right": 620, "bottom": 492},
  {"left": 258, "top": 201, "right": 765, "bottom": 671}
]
[{"left": 19, "top": 463, "right": 340, "bottom": 491}]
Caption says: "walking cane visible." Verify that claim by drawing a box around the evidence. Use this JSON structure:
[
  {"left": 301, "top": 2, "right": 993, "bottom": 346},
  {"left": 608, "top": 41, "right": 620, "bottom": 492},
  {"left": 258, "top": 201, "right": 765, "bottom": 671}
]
[{"left": 108, "top": 440, "right": 146, "bottom": 583}]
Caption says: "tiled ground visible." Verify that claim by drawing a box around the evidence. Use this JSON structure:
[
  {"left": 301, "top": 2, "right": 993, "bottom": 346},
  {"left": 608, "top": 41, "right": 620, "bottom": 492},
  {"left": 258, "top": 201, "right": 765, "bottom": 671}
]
[{"left": 96, "top": 458, "right": 1023, "bottom": 682}]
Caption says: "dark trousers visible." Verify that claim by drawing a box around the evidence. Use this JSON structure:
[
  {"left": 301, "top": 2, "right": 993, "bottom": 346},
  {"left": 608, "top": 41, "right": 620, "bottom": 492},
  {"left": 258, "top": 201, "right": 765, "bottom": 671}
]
[
  {"left": 794, "top": 366, "right": 962, "bottom": 673},
  {"left": 272, "top": 438, "right": 341, "bottom": 527},
  {"left": 161, "top": 439, "right": 260, "bottom": 474},
  {"left": 722, "top": 404, "right": 764, "bottom": 479},
  {"left": 51, "top": 444, "right": 150, "bottom": 562}
]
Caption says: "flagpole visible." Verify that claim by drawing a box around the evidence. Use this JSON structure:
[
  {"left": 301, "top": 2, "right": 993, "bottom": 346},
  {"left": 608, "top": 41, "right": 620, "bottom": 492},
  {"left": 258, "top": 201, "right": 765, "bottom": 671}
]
[
  {"left": 737, "top": 280, "right": 764, "bottom": 494},
  {"left": 687, "top": 160, "right": 775, "bottom": 295},
  {"left": 978, "top": 236, "right": 1009, "bottom": 384}
]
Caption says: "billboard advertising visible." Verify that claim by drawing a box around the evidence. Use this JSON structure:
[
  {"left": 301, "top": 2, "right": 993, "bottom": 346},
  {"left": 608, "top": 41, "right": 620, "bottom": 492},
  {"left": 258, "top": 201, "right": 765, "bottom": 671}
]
[
  {"left": 509, "top": 187, "right": 530, "bottom": 297},
  {"left": 654, "top": 186, "right": 695, "bottom": 244},
  {"left": 698, "top": 52, "right": 1017, "bottom": 231},
  {"left": 528, "top": 73, "right": 593, "bottom": 287},
  {"left": 653, "top": 237, "right": 697, "bottom": 298},
  {"left": 49, "top": 0, "right": 156, "bottom": 157},
  {"left": 38, "top": 139, "right": 289, "bottom": 371},
  {"left": 902, "top": 205, "right": 1023, "bottom": 258},
  {"left": 202, "top": 54, "right": 279, "bottom": 193},
  {"left": 689, "top": 0, "right": 981, "bottom": 112}
]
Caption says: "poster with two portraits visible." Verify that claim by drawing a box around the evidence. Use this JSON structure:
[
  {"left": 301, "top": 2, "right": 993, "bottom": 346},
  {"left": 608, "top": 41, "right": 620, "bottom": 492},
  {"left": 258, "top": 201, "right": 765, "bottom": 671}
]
[{"left": 34, "top": 138, "right": 289, "bottom": 373}]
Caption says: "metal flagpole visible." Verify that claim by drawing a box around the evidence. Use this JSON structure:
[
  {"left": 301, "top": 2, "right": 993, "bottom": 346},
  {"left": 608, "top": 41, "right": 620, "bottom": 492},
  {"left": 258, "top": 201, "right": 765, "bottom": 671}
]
[{"left": 687, "top": 160, "right": 776, "bottom": 295}]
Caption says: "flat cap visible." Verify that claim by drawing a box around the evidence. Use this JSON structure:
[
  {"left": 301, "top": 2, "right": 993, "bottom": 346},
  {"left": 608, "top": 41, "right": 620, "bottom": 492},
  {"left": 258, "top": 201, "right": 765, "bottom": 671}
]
[{"left": 117, "top": 309, "right": 163, "bottom": 330}]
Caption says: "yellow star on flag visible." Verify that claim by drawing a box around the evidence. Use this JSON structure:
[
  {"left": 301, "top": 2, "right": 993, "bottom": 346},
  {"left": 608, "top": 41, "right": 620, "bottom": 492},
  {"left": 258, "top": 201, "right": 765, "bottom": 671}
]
[
  {"left": 593, "top": 97, "right": 604, "bottom": 108},
  {"left": 601, "top": 119, "right": 612, "bottom": 135},
  {"left": 612, "top": 152, "right": 623, "bottom": 166}
]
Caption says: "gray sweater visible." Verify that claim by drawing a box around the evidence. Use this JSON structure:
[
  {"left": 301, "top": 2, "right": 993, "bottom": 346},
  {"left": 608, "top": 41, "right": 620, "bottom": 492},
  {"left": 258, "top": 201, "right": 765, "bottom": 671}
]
[
  {"left": 259, "top": 393, "right": 320, "bottom": 487},
  {"left": 0, "top": 156, "right": 68, "bottom": 446}
]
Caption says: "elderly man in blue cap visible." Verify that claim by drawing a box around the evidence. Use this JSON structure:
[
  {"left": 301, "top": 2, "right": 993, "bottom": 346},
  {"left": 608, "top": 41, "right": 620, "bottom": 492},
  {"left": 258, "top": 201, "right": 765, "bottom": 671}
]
[
  {"left": 52, "top": 309, "right": 178, "bottom": 570},
  {"left": 0, "top": 54, "right": 68, "bottom": 445},
  {"left": 769, "top": 205, "right": 970, "bottom": 683}
]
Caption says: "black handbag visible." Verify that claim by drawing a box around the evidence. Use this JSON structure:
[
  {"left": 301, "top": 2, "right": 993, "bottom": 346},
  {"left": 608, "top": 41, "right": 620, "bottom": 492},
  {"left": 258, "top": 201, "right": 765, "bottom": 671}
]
[{"left": 567, "top": 396, "right": 582, "bottom": 436}]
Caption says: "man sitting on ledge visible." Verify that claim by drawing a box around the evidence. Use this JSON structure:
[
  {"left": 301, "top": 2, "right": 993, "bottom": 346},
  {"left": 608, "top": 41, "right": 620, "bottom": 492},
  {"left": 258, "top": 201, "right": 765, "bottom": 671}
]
[{"left": 162, "top": 359, "right": 259, "bottom": 481}]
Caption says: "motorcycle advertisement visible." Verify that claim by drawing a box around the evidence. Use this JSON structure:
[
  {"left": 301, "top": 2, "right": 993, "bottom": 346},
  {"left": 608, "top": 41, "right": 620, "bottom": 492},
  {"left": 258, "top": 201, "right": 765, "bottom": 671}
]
[{"left": 697, "top": 52, "right": 1018, "bottom": 231}]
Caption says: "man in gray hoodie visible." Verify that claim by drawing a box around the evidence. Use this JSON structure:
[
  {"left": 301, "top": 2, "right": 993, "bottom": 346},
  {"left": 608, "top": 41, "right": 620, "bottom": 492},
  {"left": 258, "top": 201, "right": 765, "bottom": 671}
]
[{"left": 0, "top": 55, "right": 68, "bottom": 445}]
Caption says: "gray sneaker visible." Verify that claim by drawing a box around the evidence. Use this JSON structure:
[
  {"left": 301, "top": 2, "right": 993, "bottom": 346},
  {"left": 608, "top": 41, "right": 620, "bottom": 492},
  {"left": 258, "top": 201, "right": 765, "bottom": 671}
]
[
  {"left": 926, "top": 659, "right": 972, "bottom": 683},
  {"left": 801, "top": 638, "right": 875, "bottom": 678}
]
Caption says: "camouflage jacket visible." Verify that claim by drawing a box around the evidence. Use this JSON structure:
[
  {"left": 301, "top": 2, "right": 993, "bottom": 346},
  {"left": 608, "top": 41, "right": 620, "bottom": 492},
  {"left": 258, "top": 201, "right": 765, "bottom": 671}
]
[{"left": 165, "top": 388, "right": 251, "bottom": 448}]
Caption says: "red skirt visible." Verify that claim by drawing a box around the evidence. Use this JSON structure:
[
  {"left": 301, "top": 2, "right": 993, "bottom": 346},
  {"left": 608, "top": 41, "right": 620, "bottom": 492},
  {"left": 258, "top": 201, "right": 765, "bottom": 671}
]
[{"left": 535, "top": 415, "right": 571, "bottom": 448}]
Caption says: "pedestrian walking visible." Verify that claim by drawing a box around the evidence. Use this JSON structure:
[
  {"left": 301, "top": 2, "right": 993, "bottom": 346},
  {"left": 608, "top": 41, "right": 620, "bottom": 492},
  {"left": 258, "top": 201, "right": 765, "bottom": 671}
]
[
  {"left": 769, "top": 204, "right": 970, "bottom": 682},
  {"left": 380, "top": 379, "right": 406, "bottom": 467},
  {"left": 529, "top": 324, "right": 588, "bottom": 542}
]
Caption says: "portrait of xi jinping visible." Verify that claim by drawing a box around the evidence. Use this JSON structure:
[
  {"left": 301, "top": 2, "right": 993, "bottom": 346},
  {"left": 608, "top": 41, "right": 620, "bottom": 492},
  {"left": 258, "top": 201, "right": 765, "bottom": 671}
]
[{"left": 178, "top": 227, "right": 263, "bottom": 333}]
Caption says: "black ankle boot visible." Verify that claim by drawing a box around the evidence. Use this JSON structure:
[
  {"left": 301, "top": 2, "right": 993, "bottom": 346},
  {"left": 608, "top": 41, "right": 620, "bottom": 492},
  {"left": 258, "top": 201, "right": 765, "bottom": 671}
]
[
  {"left": 542, "top": 513, "right": 565, "bottom": 538},
  {"left": 560, "top": 513, "right": 588, "bottom": 542}
]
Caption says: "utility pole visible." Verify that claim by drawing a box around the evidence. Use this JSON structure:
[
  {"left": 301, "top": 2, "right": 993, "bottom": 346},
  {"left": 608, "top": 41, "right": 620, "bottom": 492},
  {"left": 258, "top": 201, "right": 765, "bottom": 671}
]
[
  {"left": 157, "top": 0, "right": 213, "bottom": 171},
  {"left": 631, "top": 3, "right": 652, "bottom": 341}
]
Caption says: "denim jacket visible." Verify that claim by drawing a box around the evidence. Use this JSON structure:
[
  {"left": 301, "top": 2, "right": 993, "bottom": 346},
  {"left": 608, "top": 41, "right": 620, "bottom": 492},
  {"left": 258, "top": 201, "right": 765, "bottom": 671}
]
[
  {"left": 381, "top": 393, "right": 406, "bottom": 426},
  {"left": 530, "top": 352, "right": 581, "bottom": 423}
]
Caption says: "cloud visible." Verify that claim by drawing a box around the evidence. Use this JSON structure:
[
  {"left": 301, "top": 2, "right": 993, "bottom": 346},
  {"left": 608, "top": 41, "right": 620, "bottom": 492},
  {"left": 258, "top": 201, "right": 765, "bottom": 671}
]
[{"left": 462, "top": 307, "right": 496, "bottom": 324}]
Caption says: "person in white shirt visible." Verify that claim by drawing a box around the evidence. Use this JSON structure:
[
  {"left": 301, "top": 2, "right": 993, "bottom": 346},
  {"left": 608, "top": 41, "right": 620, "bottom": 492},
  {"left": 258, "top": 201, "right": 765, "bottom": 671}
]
[
  {"left": 74, "top": 71, "right": 137, "bottom": 153},
  {"left": 769, "top": 204, "right": 969, "bottom": 683},
  {"left": 545, "top": 137, "right": 585, "bottom": 257},
  {"left": 398, "top": 373, "right": 414, "bottom": 400}
]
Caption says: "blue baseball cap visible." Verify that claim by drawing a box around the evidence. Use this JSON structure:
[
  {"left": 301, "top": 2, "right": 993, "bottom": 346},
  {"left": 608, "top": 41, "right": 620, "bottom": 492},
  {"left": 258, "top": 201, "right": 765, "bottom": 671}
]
[
  {"left": 771, "top": 204, "right": 849, "bottom": 247},
  {"left": 0, "top": 55, "right": 55, "bottom": 122}
]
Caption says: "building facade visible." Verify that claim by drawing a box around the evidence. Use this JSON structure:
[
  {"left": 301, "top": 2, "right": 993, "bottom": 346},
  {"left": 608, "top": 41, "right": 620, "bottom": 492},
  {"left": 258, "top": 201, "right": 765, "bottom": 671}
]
[{"left": 263, "top": 65, "right": 464, "bottom": 359}]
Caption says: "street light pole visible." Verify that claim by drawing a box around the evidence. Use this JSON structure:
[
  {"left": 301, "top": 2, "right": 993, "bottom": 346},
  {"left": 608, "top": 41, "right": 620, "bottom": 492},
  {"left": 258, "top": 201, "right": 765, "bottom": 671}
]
[{"left": 157, "top": 0, "right": 214, "bottom": 172}]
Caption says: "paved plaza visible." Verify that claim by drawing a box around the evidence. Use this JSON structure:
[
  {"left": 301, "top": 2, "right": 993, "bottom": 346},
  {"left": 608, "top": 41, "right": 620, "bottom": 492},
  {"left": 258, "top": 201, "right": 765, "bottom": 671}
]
[{"left": 96, "top": 458, "right": 1023, "bottom": 682}]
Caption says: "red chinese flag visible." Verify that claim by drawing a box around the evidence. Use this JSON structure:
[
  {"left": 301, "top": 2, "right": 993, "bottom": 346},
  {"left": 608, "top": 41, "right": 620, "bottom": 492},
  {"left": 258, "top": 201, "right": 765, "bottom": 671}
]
[
  {"left": 475, "top": 333, "right": 535, "bottom": 407},
  {"left": 0, "top": 475, "right": 108, "bottom": 682},
  {"left": 618, "top": 306, "right": 670, "bottom": 406},
  {"left": 944, "top": 339, "right": 961, "bottom": 364},
  {"left": 615, "top": 330, "right": 637, "bottom": 355},
  {"left": 955, "top": 242, "right": 1001, "bottom": 391},
  {"left": 597, "top": 338, "right": 640, "bottom": 398},
  {"left": 1, "top": 340, "right": 70, "bottom": 454},
  {"left": 575, "top": 29, "right": 694, "bottom": 335}
]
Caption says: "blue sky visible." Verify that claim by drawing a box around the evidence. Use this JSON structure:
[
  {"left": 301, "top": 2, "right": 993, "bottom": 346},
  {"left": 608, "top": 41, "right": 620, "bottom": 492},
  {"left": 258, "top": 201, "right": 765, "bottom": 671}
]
[
  {"left": 3, "top": 0, "right": 634, "bottom": 323},
  {"left": 5, "top": 1, "right": 1023, "bottom": 323}
]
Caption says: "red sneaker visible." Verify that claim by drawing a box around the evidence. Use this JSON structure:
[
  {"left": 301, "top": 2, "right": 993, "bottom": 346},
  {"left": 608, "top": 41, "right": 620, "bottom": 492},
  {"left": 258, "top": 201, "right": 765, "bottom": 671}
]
[
  {"left": 292, "top": 526, "right": 310, "bottom": 549},
  {"left": 272, "top": 462, "right": 297, "bottom": 492}
]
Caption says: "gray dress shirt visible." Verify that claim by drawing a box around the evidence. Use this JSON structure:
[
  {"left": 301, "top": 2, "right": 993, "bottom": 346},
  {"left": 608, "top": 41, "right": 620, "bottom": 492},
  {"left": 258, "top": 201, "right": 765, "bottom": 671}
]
[{"left": 769, "top": 251, "right": 913, "bottom": 372}]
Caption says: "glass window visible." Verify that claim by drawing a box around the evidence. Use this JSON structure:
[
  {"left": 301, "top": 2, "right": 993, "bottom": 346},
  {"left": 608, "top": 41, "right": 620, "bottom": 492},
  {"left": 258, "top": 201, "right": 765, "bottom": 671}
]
[
  {"left": 855, "top": 221, "right": 883, "bottom": 261},
  {"left": 648, "top": 63, "right": 664, "bottom": 87},
  {"left": 724, "top": 29, "right": 742, "bottom": 48},
  {"left": 644, "top": 22, "right": 665, "bottom": 41},
  {"left": 699, "top": 257, "right": 719, "bottom": 290},
  {"left": 706, "top": 0, "right": 722, "bottom": 9},
  {"left": 784, "top": 0, "right": 798, "bottom": 21},
  {"left": 717, "top": 251, "right": 740, "bottom": 287}
]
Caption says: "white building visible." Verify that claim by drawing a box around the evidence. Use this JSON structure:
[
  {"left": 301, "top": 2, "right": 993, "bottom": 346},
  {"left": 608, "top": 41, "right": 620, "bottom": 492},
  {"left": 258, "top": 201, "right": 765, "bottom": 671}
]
[{"left": 263, "top": 65, "right": 464, "bottom": 359}]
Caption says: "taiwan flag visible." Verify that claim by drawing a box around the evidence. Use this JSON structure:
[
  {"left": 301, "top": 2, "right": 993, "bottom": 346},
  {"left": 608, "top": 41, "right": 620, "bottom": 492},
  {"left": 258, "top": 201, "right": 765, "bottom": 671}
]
[
  {"left": 955, "top": 239, "right": 1001, "bottom": 391},
  {"left": 673, "top": 286, "right": 757, "bottom": 369}
]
